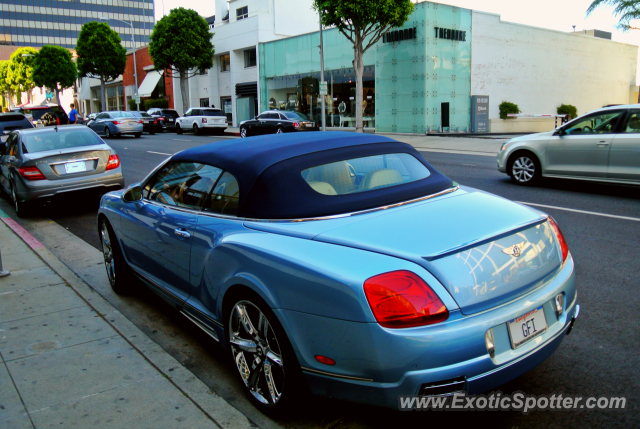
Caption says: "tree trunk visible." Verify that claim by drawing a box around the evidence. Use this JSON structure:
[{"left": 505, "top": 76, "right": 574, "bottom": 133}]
[
  {"left": 55, "top": 87, "right": 61, "bottom": 108},
  {"left": 100, "top": 77, "right": 107, "bottom": 112},
  {"left": 179, "top": 72, "right": 189, "bottom": 115},
  {"left": 353, "top": 29, "right": 364, "bottom": 133},
  {"left": 16, "top": 91, "right": 21, "bottom": 106}
]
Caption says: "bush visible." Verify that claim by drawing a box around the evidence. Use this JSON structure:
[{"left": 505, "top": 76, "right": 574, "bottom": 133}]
[
  {"left": 499, "top": 101, "right": 521, "bottom": 120},
  {"left": 128, "top": 98, "right": 145, "bottom": 112},
  {"left": 145, "top": 98, "right": 168, "bottom": 109},
  {"left": 557, "top": 104, "right": 577, "bottom": 120}
]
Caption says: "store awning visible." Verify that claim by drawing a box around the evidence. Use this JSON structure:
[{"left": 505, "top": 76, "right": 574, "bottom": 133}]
[{"left": 137, "top": 70, "right": 163, "bottom": 98}]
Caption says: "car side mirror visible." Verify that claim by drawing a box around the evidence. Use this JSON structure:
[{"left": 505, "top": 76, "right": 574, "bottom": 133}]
[
  {"left": 554, "top": 128, "right": 565, "bottom": 136},
  {"left": 254, "top": 116, "right": 258, "bottom": 120},
  {"left": 122, "top": 185, "right": 142, "bottom": 202}
]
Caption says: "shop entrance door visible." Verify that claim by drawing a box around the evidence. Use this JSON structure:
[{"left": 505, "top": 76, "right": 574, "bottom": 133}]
[{"left": 441, "top": 102, "right": 450, "bottom": 128}]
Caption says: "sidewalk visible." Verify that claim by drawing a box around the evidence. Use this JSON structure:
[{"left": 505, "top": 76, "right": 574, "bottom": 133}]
[
  {"left": 0, "top": 209, "right": 252, "bottom": 429},
  {"left": 224, "top": 127, "right": 506, "bottom": 156}
]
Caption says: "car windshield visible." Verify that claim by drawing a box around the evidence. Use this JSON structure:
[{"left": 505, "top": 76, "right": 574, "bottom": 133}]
[
  {"left": 22, "top": 128, "right": 103, "bottom": 153},
  {"left": 283, "top": 112, "right": 309, "bottom": 120},
  {"left": 302, "top": 153, "right": 431, "bottom": 195},
  {"left": 202, "top": 109, "right": 225, "bottom": 117},
  {"left": 112, "top": 112, "right": 135, "bottom": 118}
]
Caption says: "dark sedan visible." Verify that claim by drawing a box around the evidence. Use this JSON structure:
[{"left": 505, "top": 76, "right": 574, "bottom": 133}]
[
  {"left": 147, "top": 108, "right": 180, "bottom": 131},
  {"left": 130, "top": 111, "right": 162, "bottom": 135},
  {"left": 239, "top": 110, "right": 318, "bottom": 138}
]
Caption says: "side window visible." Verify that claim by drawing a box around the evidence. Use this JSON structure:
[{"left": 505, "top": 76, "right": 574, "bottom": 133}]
[
  {"left": 143, "top": 162, "right": 223, "bottom": 210},
  {"left": 565, "top": 111, "right": 624, "bottom": 135},
  {"left": 266, "top": 113, "right": 279, "bottom": 120},
  {"left": 621, "top": 111, "right": 640, "bottom": 133},
  {"left": 184, "top": 109, "right": 192, "bottom": 117},
  {"left": 194, "top": 109, "right": 202, "bottom": 116},
  {"left": 204, "top": 171, "right": 240, "bottom": 216}
]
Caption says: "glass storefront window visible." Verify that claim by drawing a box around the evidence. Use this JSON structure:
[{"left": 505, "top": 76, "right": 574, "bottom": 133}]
[{"left": 265, "top": 66, "right": 375, "bottom": 128}]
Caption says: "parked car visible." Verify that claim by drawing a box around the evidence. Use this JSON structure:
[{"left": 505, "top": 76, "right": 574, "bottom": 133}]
[
  {"left": 0, "top": 125, "right": 124, "bottom": 217},
  {"left": 0, "top": 112, "right": 34, "bottom": 142},
  {"left": 147, "top": 108, "right": 180, "bottom": 132},
  {"left": 87, "top": 111, "right": 143, "bottom": 138},
  {"left": 129, "top": 111, "right": 162, "bottom": 135},
  {"left": 12, "top": 104, "right": 70, "bottom": 127},
  {"left": 175, "top": 107, "right": 227, "bottom": 135},
  {"left": 498, "top": 104, "right": 640, "bottom": 185},
  {"left": 239, "top": 110, "right": 319, "bottom": 138},
  {"left": 97, "top": 131, "right": 578, "bottom": 411}
]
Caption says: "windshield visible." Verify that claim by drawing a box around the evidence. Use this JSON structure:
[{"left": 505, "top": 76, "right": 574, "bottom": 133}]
[
  {"left": 22, "top": 128, "right": 103, "bottom": 154},
  {"left": 202, "top": 109, "right": 225, "bottom": 117},
  {"left": 283, "top": 111, "right": 309, "bottom": 120},
  {"left": 302, "top": 153, "right": 431, "bottom": 195}
]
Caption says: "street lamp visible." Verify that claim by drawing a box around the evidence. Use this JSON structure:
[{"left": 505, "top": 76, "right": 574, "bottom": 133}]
[{"left": 99, "top": 16, "right": 139, "bottom": 111}]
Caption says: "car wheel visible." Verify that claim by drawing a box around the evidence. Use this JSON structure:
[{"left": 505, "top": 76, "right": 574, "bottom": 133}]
[
  {"left": 240, "top": 127, "right": 248, "bottom": 138},
  {"left": 105, "top": 127, "right": 111, "bottom": 139},
  {"left": 134, "top": 133, "right": 142, "bottom": 138},
  {"left": 99, "top": 218, "right": 135, "bottom": 294},
  {"left": 276, "top": 127, "right": 284, "bottom": 134},
  {"left": 11, "top": 182, "right": 30, "bottom": 218},
  {"left": 509, "top": 152, "right": 540, "bottom": 185},
  {"left": 176, "top": 124, "right": 183, "bottom": 135},
  {"left": 226, "top": 292, "right": 305, "bottom": 413}
]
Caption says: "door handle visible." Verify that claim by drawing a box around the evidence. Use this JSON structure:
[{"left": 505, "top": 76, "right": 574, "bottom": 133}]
[
  {"left": 174, "top": 228, "right": 191, "bottom": 239},
  {"left": 597, "top": 141, "right": 609, "bottom": 146}
]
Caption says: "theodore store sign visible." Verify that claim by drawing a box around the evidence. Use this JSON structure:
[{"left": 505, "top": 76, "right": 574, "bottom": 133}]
[{"left": 434, "top": 27, "right": 467, "bottom": 41}]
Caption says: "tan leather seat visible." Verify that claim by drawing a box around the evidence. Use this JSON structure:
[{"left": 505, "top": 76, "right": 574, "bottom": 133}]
[
  {"left": 305, "top": 161, "right": 354, "bottom": 194},
  {"left": 307, "top": 181, "right": 337, "bottom": 195},
  {"left": 361, "top": 168, "right": 403, "bottom": 190}
]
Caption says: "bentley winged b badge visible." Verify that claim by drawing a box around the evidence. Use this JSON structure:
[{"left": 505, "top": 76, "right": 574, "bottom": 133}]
[{"left": 502, "top": 241, "right": 526, "bottom": 258}]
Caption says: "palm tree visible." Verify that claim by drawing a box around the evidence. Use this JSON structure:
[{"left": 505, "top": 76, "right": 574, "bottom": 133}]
[{"left": 587, "top": 0, "right": 640, "bottom": 31}]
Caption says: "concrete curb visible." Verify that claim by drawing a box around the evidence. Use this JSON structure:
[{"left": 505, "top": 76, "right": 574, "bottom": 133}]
[{"left": 0, "top": 204, "right": 255, "bottom": 429}]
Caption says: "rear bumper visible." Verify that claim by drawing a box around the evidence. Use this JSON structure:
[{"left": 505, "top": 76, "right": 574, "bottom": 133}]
[
  {"left": 113, "top": 124, "right": 143, "bottom": 135},
  {"left": 15, "top": 171, "right": 125, "bottom": 202}
]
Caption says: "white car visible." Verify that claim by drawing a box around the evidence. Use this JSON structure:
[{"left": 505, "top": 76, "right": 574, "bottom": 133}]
[{"left": 176, "top": 107, "right": 227, "bottom": 135}]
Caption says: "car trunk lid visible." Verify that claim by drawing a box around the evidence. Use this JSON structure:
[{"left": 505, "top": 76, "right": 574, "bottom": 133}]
[{"left": 23, "top": 146, "right": 112, "bottom": 180}]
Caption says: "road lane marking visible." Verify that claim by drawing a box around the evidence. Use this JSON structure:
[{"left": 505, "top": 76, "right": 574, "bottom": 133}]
[
  {"left": 147, "top": 151, "right": 172, "bottom": 156},
  {"left": 172, "top": 139, "right": 192, "bottom": 142},
  {"left": 517, "top": 201, "right": 640, "bottom": 222}
]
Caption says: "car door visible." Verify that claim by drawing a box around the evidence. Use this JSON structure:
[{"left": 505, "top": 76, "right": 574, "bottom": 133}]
[
  {"left": 0, "top": 133, "right": 19, "bottom": 193},
  {"left": 608, "top": 109, "right": 640, "bottom": 182},
  {"left": 119, "top": 161, "right": 223, "bottom": 302},
  {"left": 91, "top": 113, "right": 108, "bottom": 134},
  {"left": 263, "top": 112, "right": 281, "bottom": 134},
  {"left": 186, "top": 170, "right": 244, "bottom": 327},
  {"left": 181, "top": 108, "right": 194, "bottom": 129},
  {"left": 545, "top": 110, "right": 625, "bottom": 178}
]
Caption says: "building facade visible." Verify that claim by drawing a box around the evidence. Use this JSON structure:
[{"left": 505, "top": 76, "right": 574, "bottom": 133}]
[
  {"left": 122, "top": 45, "right": 174, "bottom": 110},
  {"left": 176, "top": 0, "right": 320, "bottom": 126},
  {"left": 258, "top": 1, "right": 638, "bottom": 134},
  {"left": 0, "top": 0, "right": 154, "bottom": 50}
]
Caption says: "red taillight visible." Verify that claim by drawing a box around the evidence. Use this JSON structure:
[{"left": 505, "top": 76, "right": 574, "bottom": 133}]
[
  {"left": 153, "top": 119, "right": 158, "bottom": 124},
  {"left": 314, "top": 355, "right": 336, "bottom": 365},
  {"left": 293, "top": 122, "right": 300, "bottom": 128},
  {"left": 202, "top": 118, "right": 207, "bottom": 123},
  {"left": 364, "top": 271, "right": 448, "bottom": 328},
  {"left": 138, "top": 120, "right": 143, "bottom": 124},
  {"left": 158, "top": 117, "right": 165, "bottom": 121},
  {"left": 56, "top": 117, "right": 60, "bottom": 126},
  {"left": 548, "top": 216, "right": 569, "bottom": 263},
  {"left": 106, "top": 154, "right": 120, "bottom": 170},
  {"left": 112, "top": 120, "right": 122, "bottom": 125},
  {"left": 19, "top": 166, "right": 46, "bottom": 180}
]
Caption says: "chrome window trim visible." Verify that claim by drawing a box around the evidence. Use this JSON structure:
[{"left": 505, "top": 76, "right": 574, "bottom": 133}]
[
  {"left": 49, "top": 157, "right": 100, "bottom": 166},
  {"left": 141, "top": 184, "right": 460, "bottom": 223}
]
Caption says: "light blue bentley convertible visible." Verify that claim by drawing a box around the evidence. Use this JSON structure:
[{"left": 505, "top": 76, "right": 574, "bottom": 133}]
[{"left": 97, "top": 132, "right": 579, "bottom": 411}]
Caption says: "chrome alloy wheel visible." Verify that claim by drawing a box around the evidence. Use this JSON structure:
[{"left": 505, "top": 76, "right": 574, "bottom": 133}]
[
  {"left": 229, "top": 301, "right": 284, "bottom": 406},
  {"left": 100, "top": 222, "right": 116, "bottom": 285},
  {"left": 276, "top": 127, "right": 284, "bottom": 134},
  {"left": 512, "top": 156, "right": 536, "bottom": 183},
  {"left": 240, "top": 127, "right": 247, "bottom": 138},
  {"left": 12, "top": 185, "right": 19, "bottom": 215}
]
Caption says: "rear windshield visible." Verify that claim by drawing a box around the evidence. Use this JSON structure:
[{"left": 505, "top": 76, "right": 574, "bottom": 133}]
[
  {"left": 283, "top": 112, "right": 309, "bottom": 120},
  {"left": 51, "top": 106, "right": 69, "bottom": 120},
  {"left": 131, "top": 112, "right": 151, "bottom": 118},
  {"left": 202, "top": 109, "right": 225, "bottom": 117},
  {"left": 112, "top": 112, "right": 135, "bottom": 118},
  {"left": 22, "top": 128, "right": 103, "bottom": 154},
  {"left": 18, "top": 108, "right": 51, "bottom": 121},
  {"left": 162, "top": 110, "right": 179, "bottom": 117},
  {"left": 302, "top": 153, "right": 430, "bottom": 195}
]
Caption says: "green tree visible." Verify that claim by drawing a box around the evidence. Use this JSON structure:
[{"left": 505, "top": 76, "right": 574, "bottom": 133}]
[
  {"left": 75, "top": 22, "right": 127, "bottom": 111},
  {"left": 33, "top": 45, "right": 77, "bottom": 107},
  {"left": 7, "top": 47, "right": 38, "bottom": 104},
  {"left": 149, "top": 8, "right": 214, "bottom": 114},
  {"left": 313, "top": 0, "right": 414, "bottom": 132},
  {"left": 587, "top": 0, "right": 640, "bottom": 31},
  {"left": 0, "top": 60, "right": 17, "bottom": 108}
]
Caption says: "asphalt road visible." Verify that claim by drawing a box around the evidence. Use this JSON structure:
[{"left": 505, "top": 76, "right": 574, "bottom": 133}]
[{"left": 7, "top": 131, "right": 640, "bottom": 428}]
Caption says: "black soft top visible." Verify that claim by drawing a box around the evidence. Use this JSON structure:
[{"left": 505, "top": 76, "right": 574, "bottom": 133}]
[{"left": 172, "top": 132, "right": 453, "bottom": 219}]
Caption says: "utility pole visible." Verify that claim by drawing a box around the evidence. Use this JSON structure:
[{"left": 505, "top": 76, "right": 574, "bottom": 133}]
[{"left": 319, "top": 14, "right": 326, "bottom": 131}]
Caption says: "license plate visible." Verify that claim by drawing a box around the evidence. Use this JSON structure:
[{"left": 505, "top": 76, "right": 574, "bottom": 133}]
[
  {"left": 36, "top": 123, "right": 45, "bottom": 128},
  {"left": 64, "top": 161, "right": 86, "bottom": 174},
  {"left": 168, "top": 118, "right": 174, "bottom": 122},
  {"left": 507, "top": 306, "right": 548, "bottom": 349},
  {"left": 306, "top": 123, "right": 313, "bottom": 128}
]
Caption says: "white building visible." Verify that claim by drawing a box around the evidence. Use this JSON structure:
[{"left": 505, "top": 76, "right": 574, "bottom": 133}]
[{"left": 174, "top": 0, "right": 320, "bottom": 126}]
